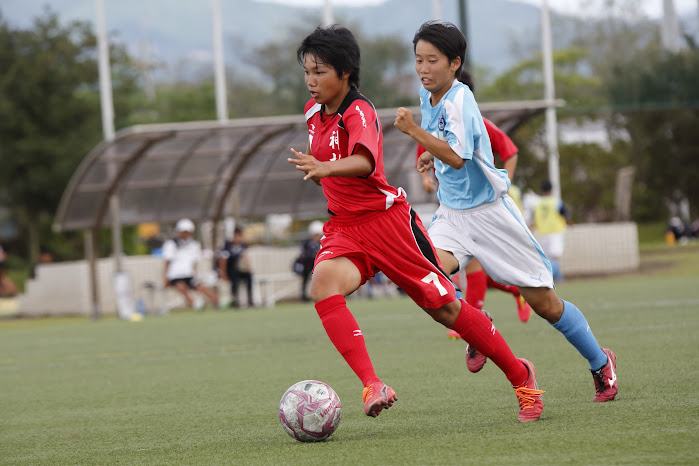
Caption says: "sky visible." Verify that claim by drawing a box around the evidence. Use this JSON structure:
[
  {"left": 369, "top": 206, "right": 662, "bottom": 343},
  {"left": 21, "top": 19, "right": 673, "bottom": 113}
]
[{"left": 258, "top": 0, "right": 699, "bottom": 18}]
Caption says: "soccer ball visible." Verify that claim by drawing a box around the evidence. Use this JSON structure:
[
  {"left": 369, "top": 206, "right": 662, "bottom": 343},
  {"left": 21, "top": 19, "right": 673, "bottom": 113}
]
[{"left": 278, "top": 380, "right": 342, "bottom": 442}]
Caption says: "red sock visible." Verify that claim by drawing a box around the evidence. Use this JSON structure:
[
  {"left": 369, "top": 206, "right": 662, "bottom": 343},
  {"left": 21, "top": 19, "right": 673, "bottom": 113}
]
[
  {"left": 450, "top": 273, "right": 464, "bottom": 290},
  {"left": 315, "top": 295, "right": 380, "bottom": 387},
  {"left": 465, "top": 270, "right": 487, "bottom": 310},
  {"left": 486, "top": 275, "right": 520, "bottom": 297},
  {"left": 448, "top": 300, "right": 527, "bottom": 386}
]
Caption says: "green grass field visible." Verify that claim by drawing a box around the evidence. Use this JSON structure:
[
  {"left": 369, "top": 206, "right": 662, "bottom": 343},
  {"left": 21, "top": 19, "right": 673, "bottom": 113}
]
[{"left": 2, "top": 245, "right": 699, "bottom": 465}]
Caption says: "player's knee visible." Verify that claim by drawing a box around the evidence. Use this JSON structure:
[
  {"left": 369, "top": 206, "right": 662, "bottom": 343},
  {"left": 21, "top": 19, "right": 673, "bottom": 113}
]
[
  {"left": 423, "top": 302, "right": 460, "bottom": 326},
  {"left": 529, "top": 293, "right": 563, "bottom": 323}
]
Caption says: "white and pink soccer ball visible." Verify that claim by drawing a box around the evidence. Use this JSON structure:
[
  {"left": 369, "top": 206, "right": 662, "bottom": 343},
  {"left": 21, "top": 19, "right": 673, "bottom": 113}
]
[{"left": 278, "top": 380, "right": 342, "bottom": 442}]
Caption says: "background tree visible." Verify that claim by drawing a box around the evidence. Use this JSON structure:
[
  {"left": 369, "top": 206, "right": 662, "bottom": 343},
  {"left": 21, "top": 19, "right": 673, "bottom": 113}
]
[
  {"left": 606, "top": 45, "right": 699, "bottom": 221},
  {"left": 248, "top": 18, "right": 414, "bottom": 116},
  {"left": 476, "top": 47, "right": 613, "bottom": 222},
  {"left": 0, "top": 9, "right": 139, "bottom": 264}
]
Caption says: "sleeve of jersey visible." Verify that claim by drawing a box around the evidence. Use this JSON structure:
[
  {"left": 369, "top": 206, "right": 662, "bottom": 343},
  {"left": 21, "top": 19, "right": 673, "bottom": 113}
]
[
  {"left": 484, "top": 118, "right": 518, "bottom": 162},
  {"left": 345, "top": 101, "right": 380, "bottom": 166},
  {"left": 444, "top": 98, "right": 479, "bottom": 161}
]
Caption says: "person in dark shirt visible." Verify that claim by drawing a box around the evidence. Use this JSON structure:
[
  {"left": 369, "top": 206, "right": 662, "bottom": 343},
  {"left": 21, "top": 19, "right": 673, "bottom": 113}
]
[
  {"left": 294, "top": 221, "right": 323, "bottom": 301},
  {"left": 218, "top": 227, "right": 254, "bottom": 308}
]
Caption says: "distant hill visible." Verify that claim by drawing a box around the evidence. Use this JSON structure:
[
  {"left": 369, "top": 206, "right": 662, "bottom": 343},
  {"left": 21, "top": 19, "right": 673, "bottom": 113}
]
[{"left": 1, "top": 0, "right": 694, "bottom": 81}]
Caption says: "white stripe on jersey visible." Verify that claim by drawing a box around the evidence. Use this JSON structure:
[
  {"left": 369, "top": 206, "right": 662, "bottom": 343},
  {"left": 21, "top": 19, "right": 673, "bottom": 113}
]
[
  {"left": 379, "top": 187, "right": 406, "bottom": 211},
  {"left": 443, "top": 89, "right": 466, "bottom": 159},
  {"left": 305, "top": 103, "right": 321, "bottom": 121}
]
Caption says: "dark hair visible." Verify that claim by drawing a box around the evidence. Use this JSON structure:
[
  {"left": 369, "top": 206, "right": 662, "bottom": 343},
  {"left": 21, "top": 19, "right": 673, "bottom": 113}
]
[
  {"left": 458, "top": 69, "right": 474, "bottom": 92},
  {"left": 297, "top": 25, "right": 361, "bottom": 89},
  {"left": 413, "top": 21, "right": 467, "bottom": 76},
  {"left": 541, "top": 180, "right": 553, "bottom": 193}
]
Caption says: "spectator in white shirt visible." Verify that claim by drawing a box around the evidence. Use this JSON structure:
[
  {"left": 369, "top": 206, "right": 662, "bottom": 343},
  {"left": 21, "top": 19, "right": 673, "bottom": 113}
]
[{"left": 162, "top": 218, "right": 219, "bottom": 309}]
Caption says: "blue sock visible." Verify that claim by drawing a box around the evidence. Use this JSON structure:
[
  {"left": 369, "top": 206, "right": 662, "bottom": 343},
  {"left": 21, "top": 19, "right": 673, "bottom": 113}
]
[{"left": 552, "top": 300, "right": 607, "bottom": 370}]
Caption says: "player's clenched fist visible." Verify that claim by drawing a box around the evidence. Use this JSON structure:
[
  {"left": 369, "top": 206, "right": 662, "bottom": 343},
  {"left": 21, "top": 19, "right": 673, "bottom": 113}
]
[{"left": 394, "top": 107, "right": 418, "bottom": 135}]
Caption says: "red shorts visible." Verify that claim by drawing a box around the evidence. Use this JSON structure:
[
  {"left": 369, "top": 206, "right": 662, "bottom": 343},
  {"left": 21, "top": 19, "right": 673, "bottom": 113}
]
[{"left": 314, "top": 202, "right": 456, "bottom": 309}]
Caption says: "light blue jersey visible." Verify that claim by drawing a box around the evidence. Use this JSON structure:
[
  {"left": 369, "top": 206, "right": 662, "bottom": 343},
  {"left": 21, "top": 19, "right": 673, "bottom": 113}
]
[{"left": 419, "top": 79, "right": 510, "bottom": 210}]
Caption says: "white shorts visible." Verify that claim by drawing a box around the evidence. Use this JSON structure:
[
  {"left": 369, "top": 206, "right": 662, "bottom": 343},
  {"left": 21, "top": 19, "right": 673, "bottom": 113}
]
[
  {"left": 428, "top": 196, "right": 554, "bottom": 288},
  {"left": 537, "top": 232, "right": 565, "bottom": 259}
]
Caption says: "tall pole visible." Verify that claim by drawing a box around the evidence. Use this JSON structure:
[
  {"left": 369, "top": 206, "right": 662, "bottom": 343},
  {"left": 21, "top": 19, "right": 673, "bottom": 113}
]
[
  {"left": 96, "top": 0, "right": 122, "bottom": 275},
  {"left": 95, "top": 0, "right": 121, "bottom": 319},
  {"left": 541, "top": 0, "right": 561, "bottom": 198},
  {"left": 432, "top": 0, "right": 442, "bottom": 19},
  {"left": 212, "top": 0, "right": 228, "bottom": 122},
  {"left": 661, "top": 0, "right": 681, "bottom": 52},
  {"left": 458, "top": 0, "right": 470, "bottom": 71},
  {"left": 85, "top": 229, "right": 100, "bottom": 319},
  {"left": 323, "top": 0, "right": 334, "bottom": 26},
  {"left": 96, "top": 0, "right": 114, "bottom": 143}
]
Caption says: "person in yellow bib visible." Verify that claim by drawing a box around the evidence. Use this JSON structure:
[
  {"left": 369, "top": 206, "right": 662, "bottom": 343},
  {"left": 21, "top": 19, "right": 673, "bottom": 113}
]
[{"left": 532, "top": 180, "right": 572, "bottom": 282}]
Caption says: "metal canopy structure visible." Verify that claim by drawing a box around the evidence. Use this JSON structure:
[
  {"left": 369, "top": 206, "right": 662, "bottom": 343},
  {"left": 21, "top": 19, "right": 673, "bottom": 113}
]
[{"left": 54, "top": 100, "right": 563, "bottom": 233}]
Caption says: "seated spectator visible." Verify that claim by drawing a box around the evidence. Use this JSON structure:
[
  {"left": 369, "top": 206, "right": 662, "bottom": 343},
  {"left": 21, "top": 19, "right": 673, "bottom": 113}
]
[
  {"left": 666, "top": 217, "right": 688, "bottom": 244},
  {"left": 162, "top": 219, "right": 219, "bottom": 309},
  {"left": 218, "top": 227, "right": 254, "bottom": 308}
]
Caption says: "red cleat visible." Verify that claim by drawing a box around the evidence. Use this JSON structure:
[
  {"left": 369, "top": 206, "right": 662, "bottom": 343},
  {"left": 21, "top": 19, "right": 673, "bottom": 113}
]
[
  {"left": 362, "top": 382, "right": 397, "bottom": 418},
  {"left": 513, "top": 358, "right": 545, "bottom": 422},
  {"left": 465, "top": 309, "right": 493, "bottom": 373},
  {"left": 592, "top": 348, "right": 618, "bottom": 402},
  {"left": 466, "top": 344, "right": 487, "bottom": 373},
  {"left": 516, "top": 295, "right": 532, "bottom": 322}
]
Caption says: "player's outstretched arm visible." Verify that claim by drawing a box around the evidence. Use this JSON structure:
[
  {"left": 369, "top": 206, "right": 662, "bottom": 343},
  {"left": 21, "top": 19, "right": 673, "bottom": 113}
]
[{"left": 288, "top": 147, "right": 373, "bottom": 181}]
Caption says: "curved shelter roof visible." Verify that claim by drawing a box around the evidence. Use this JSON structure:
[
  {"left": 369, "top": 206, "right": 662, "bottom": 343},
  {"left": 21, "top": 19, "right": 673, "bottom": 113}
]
[{"left": 54, "top": 100, "right": 562, "bottom": 232}]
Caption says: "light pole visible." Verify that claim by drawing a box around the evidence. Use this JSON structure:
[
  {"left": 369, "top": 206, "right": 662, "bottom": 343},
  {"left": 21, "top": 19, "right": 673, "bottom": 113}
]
[
  {"left": 323, "top": 0, "right": 334, "bottom": 26},
  {"left": 541, "top": 0, "right": 561, "bottom": 198},
  {"left": 212, "top": 0, "right": 228, "bottom": 122}
]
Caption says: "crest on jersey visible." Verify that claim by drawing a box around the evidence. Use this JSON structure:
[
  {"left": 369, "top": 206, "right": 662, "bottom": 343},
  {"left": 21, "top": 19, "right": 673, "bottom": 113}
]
[{"left": 438, "top": 115, "right": 445, "bottom": 131}]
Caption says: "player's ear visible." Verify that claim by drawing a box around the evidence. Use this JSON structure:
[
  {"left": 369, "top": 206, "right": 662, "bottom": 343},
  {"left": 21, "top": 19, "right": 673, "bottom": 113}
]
[{"left": 450, "top": 57, "right": 461, "bottom": 73}]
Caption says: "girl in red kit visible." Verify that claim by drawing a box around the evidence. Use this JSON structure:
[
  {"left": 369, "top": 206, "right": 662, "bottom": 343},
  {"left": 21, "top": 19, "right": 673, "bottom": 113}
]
[{"left": 288, "top": 25, "right": 544, "bottom": 422}]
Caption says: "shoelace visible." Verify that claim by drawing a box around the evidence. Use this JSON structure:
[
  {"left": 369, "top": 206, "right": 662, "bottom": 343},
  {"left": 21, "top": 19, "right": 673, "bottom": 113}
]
[
  {"left": 514, "top": 386, "right": 545, "bottom": 409},
  {"left": 362, "top": 385, "right": 374, "bottom": 402},
  {"left": 591, "top": 369, "right": 607, "bottom": 393},
  {"left": 468, "top": 345, "right": 478, "bottom": 358}
]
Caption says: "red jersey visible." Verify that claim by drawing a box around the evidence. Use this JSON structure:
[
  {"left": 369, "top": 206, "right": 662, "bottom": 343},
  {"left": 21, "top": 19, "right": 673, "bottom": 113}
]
[
  {"left": 305, "top": 89, "right": 405, "bottom": 218},
  {"left": 416, "top": 117, "right": 518, "bottom": 164},
  {"left": 483, "top": 118, "right": 518, "bottom": 162}
]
